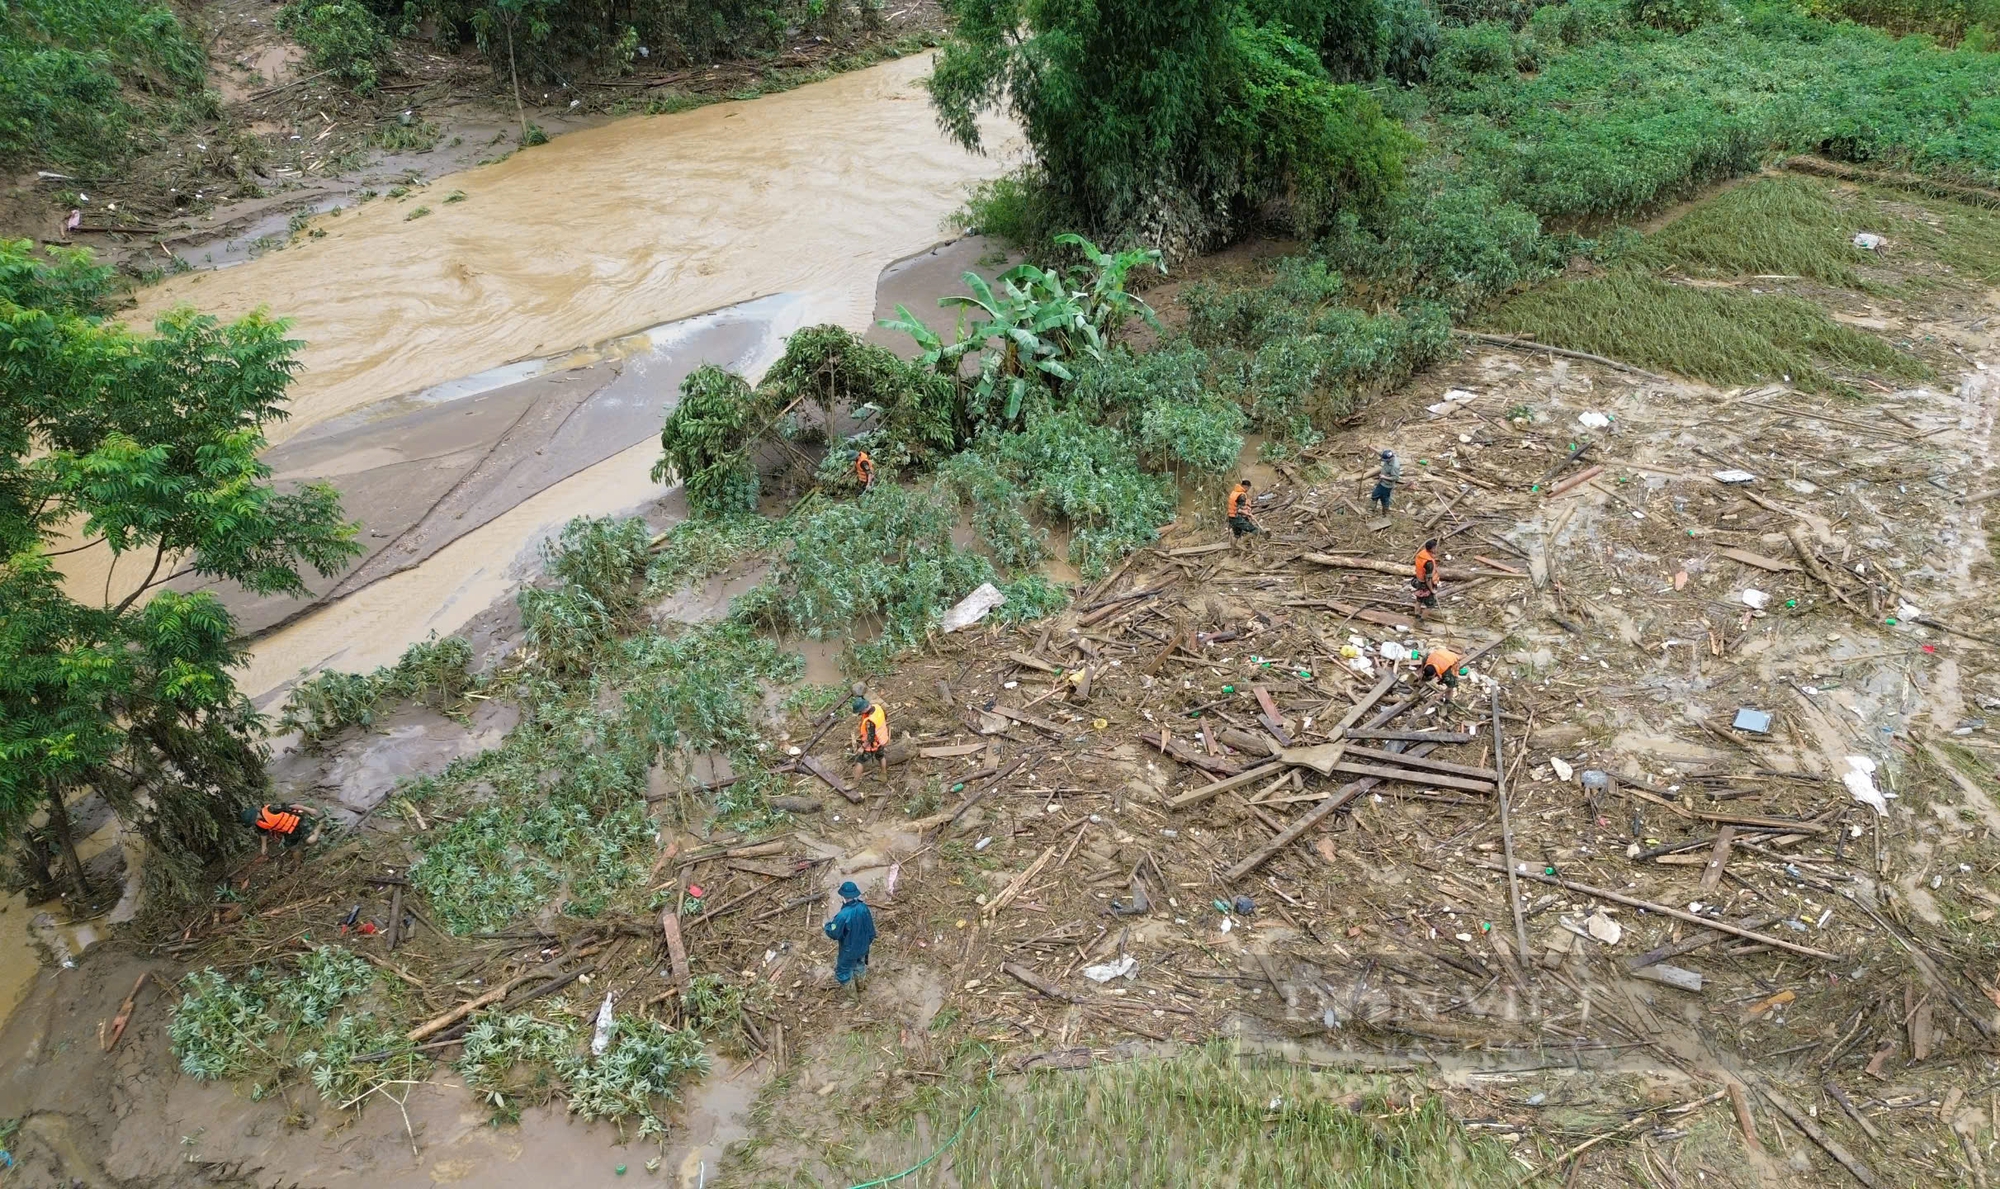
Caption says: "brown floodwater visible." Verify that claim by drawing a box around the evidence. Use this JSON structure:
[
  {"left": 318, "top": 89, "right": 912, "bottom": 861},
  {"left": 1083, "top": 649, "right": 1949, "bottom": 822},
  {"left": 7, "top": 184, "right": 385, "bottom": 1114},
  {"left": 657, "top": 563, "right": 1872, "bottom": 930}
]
[{"left": 56, "top": 53, "right": 1020, "bottom": 699}]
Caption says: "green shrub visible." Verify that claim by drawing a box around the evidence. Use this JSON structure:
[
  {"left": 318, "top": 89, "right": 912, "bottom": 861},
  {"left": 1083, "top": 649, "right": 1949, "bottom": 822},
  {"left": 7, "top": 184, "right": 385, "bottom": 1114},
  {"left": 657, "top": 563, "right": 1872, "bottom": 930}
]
[
  {"left": 0, "top": 0, "right": 206, "bottom": 171},
  {"left": 1802, "top": 0, "right": 2000, "bottom": 42},
  {"left": 753, "top": 482, "right": 996, "bottom": 651},
  {"left": 931, "top": 0, "right": 1415, "bottom": 250},
  {"left": 1628, "top": 0, "right": 1718, "bottom": 31},
  {"left": 278, "top": 2, "right": 391, "bottom": 93},
  {"left": 1244, "top": 0, "right": 1442, "bottom": 82},
  {"left": 991, "top": 412, "right": 1176, "bottom": 579},
  {"left": 938, "top": 451, "right": 1049, "bottom": 571},
  {"left": 644, "top": 514, "right": 781, "bottom": 594},
  {"left": 759, "top": 323, "right": 961, "bottom": 464},
  {"left": 653, "top": 365, "right": 772, "bottom": 518},
  {"left": 171, "top": 969, "right": 280, "bottom": 1081},
  {"left": 1320, "top": 178, "right": 1568, "bottom": 312},
  {"left": 994, "top": 575, "right": 1073, "bottom": 624},
  {"left": 457, "top": 1007, "right": 709, "bottom": 1135},
  {"left": 278, "top": 632, "right": 475, "bottom": 744},
  {"left": 545, "top": 516, "right": 653, "bottom": 621}
]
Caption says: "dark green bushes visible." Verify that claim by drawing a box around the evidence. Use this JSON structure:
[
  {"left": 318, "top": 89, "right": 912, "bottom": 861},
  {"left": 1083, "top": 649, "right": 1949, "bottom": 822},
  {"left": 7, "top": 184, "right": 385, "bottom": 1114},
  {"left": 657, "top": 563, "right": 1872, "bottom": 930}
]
[
  {"left": 931, "top": 0, "right": 1418, "bottom": 251},
  {"left": 1436, "top": 4, "right": 2000, "bottom": 216},
  {"left": 518, "top": 516, "right": 655, "bottom": 673},
  {"left": 653, "top": 365, "right": 774, "bottom": 518},
  {"left": 0, "top": 0, "right": 206, "bottom": 171},
  {"left": 279, "top": 2, "right": 392, "bottom": 93}
]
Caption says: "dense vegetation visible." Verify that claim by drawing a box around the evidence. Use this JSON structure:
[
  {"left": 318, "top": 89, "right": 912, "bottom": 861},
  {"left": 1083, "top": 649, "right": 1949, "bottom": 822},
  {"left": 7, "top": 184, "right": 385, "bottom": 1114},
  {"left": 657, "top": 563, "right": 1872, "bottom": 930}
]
[
  {"left": 0, "top": 0, "right": 209, "bottom": 172},
  {"left": 0, "top": 239, "right": 361, "bottom": 903}
]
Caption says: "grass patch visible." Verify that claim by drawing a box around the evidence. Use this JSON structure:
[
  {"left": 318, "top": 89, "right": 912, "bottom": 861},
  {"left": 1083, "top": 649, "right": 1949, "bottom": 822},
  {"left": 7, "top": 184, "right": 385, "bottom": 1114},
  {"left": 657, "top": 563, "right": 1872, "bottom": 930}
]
[
  {"left": 945, "top": 1046, "right": 1519, "bottom": 1188},
  {"left": 1634, "top": 177, "right": 1873, "bottom": 287},
  {"left": 1485, "top": 268, "right": 1929, "bottom": 393}
]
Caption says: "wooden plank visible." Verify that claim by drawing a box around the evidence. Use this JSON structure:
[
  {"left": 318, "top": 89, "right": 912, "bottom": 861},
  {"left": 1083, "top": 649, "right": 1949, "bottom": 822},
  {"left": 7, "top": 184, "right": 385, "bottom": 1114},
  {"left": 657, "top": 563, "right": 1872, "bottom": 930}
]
[
  {"left": 1006, "top": 651, "right": 1062, "bottom": 674},
  {"left": 1336, "top": 673, "right": 1398, "bottom": 732},
  {"left": 989, "top": 704, "right": 1066, "bottom": 736},
  {"left": 1168, "top": 761, "right": 1288, "bottom": 809},
  {"left": 1630, "top": 963, "right": 1704, "bottom": 992},
  {"left": 1626, "top": 915, "right": 1778, "bottom": 971},
  {"left": 1340, "top": 743, "right": 1500, "bottom": 781},
  {"left": 1719, "top": 547, "right": 1803, "bottom": 574},
  {"left": 1002, "top": 961, "right": 1077, "bottom": 1001},
  {"left": 1480, "top": 865, "right": 1843, "bottom": 961},
  {"left": 1252, "top": 686, "right": 1291, "bottom": 746},
  {"left": 1223, "top": 781, "right": 1368, "bottom": 883},
  {"left": 919, "top": 743, "right": 987, "bottom": 759},
  {"left": 985, "top": 845, "right": 1058, "bottom": 919},
  {"left": 1329, "top": 761, "right": 1494, "bottom": 794},
  {"left": 800, "top": 755, "right": 862, "bottom": 803},
  {"left": 1341, "top": 729, "right": 1475, "bottom": 744},
  {"left": 729, "top": 858, "right": 806, "bottom": 879},
  {"left": 1546, "top": 464, "right": 1605, "bottom": 497},
  {"left": 660, "top": 908, "right": 691, "bottom": 986},
  {"left": 1699, "top": 825, "right": 1736, "bottom": 893}
]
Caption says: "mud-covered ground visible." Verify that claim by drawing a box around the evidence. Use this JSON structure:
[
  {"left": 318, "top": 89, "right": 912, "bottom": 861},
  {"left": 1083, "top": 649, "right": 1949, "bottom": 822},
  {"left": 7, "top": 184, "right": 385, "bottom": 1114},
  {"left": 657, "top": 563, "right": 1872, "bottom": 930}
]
[{"left": 6, "top": 181, "right": 2000, "bottom": 1186}]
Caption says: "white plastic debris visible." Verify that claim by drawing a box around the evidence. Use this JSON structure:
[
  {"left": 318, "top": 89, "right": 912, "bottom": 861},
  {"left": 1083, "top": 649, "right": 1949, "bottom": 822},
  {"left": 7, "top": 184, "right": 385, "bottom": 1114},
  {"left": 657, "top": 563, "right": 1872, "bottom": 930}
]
[
  {"left": 941, "top": 582, "right": 1007, "bottom": 632},
  {"left": 1740, "top": 589, "right": 1770, "bottom": 610},
  {"left": 1896, "top": 602, "right": 1922, "bottom": 620},
  {"left": 1550, "top": 757, "right": 1574, "bottom": 783},
  {"left": 1577, "top": 412, "right": 1611, "bottom": 429},
  {"left": 1083, "top": 955, "right": 1137, "bottom": 982},
  {"left": 1853, "top": 232, "right": 1884, "bottom": 251},
  {"left": 1585, "top": 911, "right": 1622, "bottom": 945},
  {"left": 1712, "top": 469, "right": 1758, "bottom": 484},
  {"left": 591, "top": 990, "right": 619, "bottom": 1056},
  {"left": 1843, "top": 755, "right": 1887, "bottom": 816},
  {"left": 1378, "top": 641, "right": 1406, "bottom": 661}
]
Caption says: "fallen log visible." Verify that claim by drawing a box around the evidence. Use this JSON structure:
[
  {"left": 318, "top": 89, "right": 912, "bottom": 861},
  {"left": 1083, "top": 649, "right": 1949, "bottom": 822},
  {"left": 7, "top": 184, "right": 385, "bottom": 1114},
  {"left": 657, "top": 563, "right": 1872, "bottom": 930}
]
[
  {"left": 1546, "top": 464, "right": 1606, "bottom": 498},
  {"left": 1474, "top": 864, "right": 1842, "bottom": 961},
  {"left": 1002, "top": 961, "right": 1077, "bottom": 1002}
]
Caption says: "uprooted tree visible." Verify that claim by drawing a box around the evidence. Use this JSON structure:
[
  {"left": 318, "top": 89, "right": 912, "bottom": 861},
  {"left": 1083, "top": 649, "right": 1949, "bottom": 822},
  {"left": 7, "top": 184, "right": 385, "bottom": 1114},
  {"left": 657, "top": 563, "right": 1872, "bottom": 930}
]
[{"left": 0, "top": 238, "right": 361, "bottom": 907}]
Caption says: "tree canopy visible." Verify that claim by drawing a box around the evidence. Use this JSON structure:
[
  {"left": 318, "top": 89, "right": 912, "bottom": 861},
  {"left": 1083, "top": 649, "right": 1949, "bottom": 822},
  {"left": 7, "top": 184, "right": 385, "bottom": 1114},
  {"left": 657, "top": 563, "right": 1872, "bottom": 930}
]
[{"left": 0, "top": 238, "right": 361, "bottom": 904}]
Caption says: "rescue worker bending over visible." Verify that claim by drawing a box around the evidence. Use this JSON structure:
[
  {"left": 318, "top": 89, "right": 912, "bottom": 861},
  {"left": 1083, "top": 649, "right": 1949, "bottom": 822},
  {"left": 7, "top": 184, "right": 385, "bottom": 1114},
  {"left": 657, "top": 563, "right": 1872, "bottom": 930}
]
[
  {"left": 242, "top": 802, "right": 325, "bottom": 858},
  {"left": 855, "top": 450, "right": 875, "bottom": 490},
  {"left": 1418, "top": 646, "right": 1462, "bottom": 705}
]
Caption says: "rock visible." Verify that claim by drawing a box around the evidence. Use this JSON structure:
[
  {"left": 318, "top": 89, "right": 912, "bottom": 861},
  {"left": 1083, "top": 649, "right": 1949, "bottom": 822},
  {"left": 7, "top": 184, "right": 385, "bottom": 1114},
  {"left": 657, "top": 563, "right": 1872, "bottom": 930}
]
[{"left": 769, "top": 795, "right": 822, "bottom": 813}]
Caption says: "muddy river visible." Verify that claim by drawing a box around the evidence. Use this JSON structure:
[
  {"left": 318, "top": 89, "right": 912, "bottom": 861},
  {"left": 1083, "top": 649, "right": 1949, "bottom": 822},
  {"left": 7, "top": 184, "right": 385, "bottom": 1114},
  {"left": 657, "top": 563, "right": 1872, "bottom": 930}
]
[{"left": 57, "top": 51, "right": 1020, "bottom": 701}]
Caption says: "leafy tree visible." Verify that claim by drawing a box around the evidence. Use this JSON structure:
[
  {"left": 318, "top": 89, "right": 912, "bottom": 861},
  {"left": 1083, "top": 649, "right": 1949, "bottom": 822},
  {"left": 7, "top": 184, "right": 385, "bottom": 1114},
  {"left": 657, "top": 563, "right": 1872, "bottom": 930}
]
[
  {"left": 653, "top": 364, "right": 776, "bottom": 518},
  {"left": 0, "top": 238, "right": 362, "bottom": 903},
  {"left": 930, "top": 0, "right": 1415, "bottom": 248},
  {"left": 0, "top": 0, "right": 207, "bottom": 172}
]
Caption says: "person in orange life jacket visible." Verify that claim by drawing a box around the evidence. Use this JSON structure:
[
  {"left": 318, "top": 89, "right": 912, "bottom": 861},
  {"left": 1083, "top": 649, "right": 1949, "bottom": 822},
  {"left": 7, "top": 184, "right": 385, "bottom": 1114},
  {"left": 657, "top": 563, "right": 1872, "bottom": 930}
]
[
  {"left": 1226, "top": 478, "right": 1260, "bottom": 539},
  {"left": 855, "top": 450, "right": 875, "bottom": 490},
  {"left": 240, "top": 802, "right": 325, "bottom": 857},
  {"left": 1412, "top": 537, "right": 1441, "bottom": 620},
  {"left": 851, "top": 695, "right": 890, "bottom": 782},
  {"left": 1418, "top": 646, "right": 1463, "bottom": 705}
]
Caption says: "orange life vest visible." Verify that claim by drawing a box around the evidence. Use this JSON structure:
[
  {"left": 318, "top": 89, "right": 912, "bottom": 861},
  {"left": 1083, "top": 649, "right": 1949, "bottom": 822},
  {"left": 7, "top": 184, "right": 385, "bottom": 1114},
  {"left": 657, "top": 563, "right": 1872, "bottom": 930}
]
[
  {"left": 855, "top": 704, "right": 890, "bottom": 753},
  {"left": 256, "top": 805, "right": 302, "bottom": 835},
  {"left": 1422, "top": 649, "right": 1462, "bottom": 680},
  {"left": 1414, "top": 545, "right": 1438, "bottom": 586},
  {"left": 1227, "top": 484, "right": 1250, "bottom": 518},
  {"left": 855, "top": 452, "right": 875, "bottom": 486}
]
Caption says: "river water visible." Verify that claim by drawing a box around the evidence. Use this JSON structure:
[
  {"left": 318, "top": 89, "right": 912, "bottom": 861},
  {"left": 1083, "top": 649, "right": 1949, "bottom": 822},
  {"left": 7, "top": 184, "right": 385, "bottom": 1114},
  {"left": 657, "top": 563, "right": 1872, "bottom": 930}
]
[
  {"left": 18, "top": 52, "right": 1016, "bottom": 1031},
  {"left": 58, "top": 51, "right": 1019, "bottom": 700}
]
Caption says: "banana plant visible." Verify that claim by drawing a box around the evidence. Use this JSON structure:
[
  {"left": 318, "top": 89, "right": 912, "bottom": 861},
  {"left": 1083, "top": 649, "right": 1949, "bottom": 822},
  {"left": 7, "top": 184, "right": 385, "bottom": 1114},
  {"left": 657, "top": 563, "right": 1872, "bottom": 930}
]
[{"left": 879, "top": 234, "right": 1166, "bottom": 427}]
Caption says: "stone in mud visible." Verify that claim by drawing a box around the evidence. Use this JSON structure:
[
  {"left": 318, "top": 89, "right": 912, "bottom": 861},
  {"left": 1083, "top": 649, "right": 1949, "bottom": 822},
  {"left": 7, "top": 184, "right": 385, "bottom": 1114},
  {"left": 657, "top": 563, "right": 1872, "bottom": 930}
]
[{"left": 769, "top": 796, "right": 822, "bottom": 813}]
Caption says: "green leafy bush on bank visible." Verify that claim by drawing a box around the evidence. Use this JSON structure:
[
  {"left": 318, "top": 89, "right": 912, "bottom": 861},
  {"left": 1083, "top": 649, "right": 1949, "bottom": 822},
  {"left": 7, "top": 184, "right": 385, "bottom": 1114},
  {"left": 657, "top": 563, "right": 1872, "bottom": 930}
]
[
  {"left": 279, "top": 2, "right": 392, "bottom": 93},
  {"left": 279, "top": 633, "right": 477, "bottom": 745}
]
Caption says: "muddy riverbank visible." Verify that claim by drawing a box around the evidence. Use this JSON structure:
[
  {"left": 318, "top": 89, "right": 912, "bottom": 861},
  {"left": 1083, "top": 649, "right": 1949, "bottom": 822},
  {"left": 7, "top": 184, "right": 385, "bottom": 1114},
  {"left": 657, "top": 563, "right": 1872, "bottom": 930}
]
[{"left": 55, "top": 53, "right": 1020, "bottom": 700}]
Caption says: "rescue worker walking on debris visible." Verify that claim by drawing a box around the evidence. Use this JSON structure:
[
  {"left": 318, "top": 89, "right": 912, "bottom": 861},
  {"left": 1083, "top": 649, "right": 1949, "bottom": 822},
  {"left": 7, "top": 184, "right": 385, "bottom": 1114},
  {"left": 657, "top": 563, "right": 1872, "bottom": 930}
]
[
  {"left": 855, "top": 449, "right": 875, "bottom": 490},
  {"left": 1370, "top": 449, "right": 1401, "bottom": 514},
  {"left": 1226, "top": 478, "right": 1260, "bottom": 540},
  {"left": 1412, "top": 537, "right": 1441, "bottom": 621},
  {"left": 1418, "top": 645, "right": 1463, "bottom": 705},
  {"left": 241, "top": 802, "right": 325, "bottom": 858},
  {"left": 851, "top": 693, "right": 890, "bottom": 782},
  {"left": 824, "top": 879, "right": 875, "bottom": 994}
]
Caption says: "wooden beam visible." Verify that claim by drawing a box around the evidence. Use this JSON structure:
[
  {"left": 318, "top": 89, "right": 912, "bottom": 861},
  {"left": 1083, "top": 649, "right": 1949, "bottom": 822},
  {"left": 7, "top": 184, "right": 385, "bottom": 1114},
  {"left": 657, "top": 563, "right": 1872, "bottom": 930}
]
[{"left": 1168, "top": 762, "right": 1288, "bottom": 810}]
